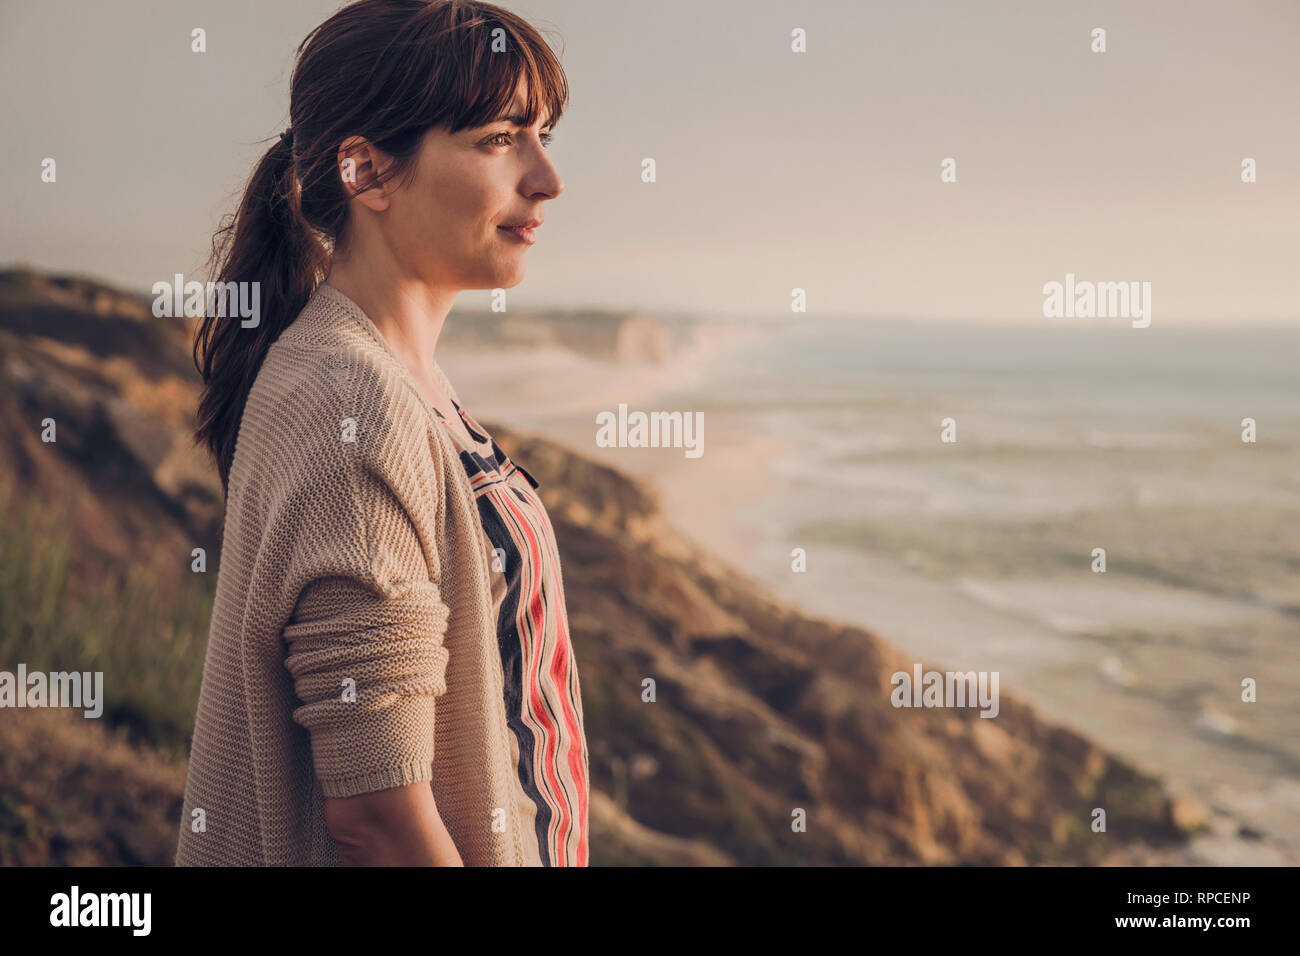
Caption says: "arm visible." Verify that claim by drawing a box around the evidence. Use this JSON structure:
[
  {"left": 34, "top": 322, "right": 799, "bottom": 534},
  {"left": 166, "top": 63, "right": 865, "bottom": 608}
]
[
  {"left": 325, "top": 782, "right": 464, "bottom": 866},
  {"left": 285, "top": 562, "right": 457, "bottom": 866},
  {"left": 278, "top": 371, "right": 459, "bottom": 866}
]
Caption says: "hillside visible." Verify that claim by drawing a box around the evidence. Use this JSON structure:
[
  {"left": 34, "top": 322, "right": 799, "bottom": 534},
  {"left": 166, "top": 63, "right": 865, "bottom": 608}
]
[{"left": 0, "top": 268, "right": 1203, "bottom": 865}]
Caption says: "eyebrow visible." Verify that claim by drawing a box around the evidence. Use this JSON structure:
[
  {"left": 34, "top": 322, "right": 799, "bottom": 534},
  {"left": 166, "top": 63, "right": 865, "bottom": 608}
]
[{"left": 495, "top": 113, "right": 556, "bottom": 130}]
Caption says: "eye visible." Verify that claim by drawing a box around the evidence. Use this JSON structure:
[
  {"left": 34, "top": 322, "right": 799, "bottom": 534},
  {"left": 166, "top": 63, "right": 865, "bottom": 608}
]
[{"left": 484, "top": 130, "right": 555, "bottom": 149}]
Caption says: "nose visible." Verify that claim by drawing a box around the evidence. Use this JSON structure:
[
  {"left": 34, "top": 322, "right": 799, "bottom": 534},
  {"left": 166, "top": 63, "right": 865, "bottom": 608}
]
[{"left": 526, "top": 143, "right": 563, "bottom": 201}]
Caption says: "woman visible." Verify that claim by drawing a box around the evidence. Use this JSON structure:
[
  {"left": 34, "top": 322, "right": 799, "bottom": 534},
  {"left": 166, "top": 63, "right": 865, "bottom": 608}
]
[{"left": 177, "top": 0, "right": 588, "bottom": 866}]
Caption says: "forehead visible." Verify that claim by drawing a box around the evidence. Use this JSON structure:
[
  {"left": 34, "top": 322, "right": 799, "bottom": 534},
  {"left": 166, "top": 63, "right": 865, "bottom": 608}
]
[{"left": 500, "top": 76, "right": 553, "bottom": 126}]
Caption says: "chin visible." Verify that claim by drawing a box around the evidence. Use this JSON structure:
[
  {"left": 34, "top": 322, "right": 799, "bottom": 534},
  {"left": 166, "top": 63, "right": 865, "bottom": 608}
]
[{"left": 494, "top": 266, "right": 527, "bottom": 288}]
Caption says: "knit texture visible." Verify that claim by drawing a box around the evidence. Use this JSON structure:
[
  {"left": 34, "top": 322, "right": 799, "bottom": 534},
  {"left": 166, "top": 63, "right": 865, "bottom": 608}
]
[{"left": 175, "top": 282, "right": 570, "bottom": 866}]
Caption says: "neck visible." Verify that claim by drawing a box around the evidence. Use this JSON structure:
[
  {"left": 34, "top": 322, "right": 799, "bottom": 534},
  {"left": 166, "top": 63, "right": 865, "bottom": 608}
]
[{"left": 325, "top": 252, "right": 458, "bottom": 378}]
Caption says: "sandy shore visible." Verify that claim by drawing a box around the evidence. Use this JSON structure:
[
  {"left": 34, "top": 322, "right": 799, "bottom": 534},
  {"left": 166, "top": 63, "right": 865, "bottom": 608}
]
[{"left": 438, "top": 345, "right": 793, "bottom": 561}]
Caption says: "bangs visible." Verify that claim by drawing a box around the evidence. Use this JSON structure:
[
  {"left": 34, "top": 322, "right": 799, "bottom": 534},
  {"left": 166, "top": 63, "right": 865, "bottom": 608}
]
[{"left": 416, "top": 4, "right": 569, "bottom": 136}]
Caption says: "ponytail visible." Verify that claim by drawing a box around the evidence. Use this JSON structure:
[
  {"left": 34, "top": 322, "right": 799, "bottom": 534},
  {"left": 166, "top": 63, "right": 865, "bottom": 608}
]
[{"left": 192, "top": 133, "right": 328, "bottom": 498}]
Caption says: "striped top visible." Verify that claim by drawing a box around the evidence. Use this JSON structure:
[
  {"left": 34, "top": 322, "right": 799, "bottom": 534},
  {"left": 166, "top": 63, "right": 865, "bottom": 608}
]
[{"left": 428, "top": 378, "right": 589, "bottom": 867}]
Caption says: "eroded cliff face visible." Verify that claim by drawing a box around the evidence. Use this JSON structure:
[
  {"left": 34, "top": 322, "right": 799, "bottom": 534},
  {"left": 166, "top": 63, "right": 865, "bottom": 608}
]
[
  {"left": 0, "top": 269, "right": 1196, "bottom": 865},
  {"left": 0, "top": 270, "right": 222, "bottom": 588}
]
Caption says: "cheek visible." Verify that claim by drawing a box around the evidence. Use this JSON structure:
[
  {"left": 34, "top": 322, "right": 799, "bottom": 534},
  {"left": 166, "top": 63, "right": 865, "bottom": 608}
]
[
  {"left": 401, "top": 159, "right": 506, "bottom": 257},
  {"left": 431, "top": 184, "right": 496, "bottom": 245}
]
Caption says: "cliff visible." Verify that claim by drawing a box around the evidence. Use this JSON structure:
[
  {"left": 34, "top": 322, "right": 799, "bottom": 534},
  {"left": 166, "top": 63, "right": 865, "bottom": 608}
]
[{"left": 0, "top": 268, "right": 1200, "bottom": 865}]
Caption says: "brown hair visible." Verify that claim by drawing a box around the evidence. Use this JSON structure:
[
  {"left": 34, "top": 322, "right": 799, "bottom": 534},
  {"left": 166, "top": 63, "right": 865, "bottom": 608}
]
[{"left": 192, "top": 0, "right": 568, "bottom": 497}]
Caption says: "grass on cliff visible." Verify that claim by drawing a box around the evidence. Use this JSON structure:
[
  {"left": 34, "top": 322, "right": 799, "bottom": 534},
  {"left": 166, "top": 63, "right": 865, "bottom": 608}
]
[{"left": 0, "top": 475, "right": 213, "bottom": 756}]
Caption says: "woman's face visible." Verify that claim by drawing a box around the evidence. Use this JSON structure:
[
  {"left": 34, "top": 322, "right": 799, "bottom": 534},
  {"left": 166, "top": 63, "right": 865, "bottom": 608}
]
[{"left": 378, "top": 76, "right": 563, "bottom": 290}]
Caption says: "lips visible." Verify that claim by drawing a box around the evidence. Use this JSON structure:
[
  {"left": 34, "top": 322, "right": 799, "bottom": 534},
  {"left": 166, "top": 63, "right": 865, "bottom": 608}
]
[{"left": 498, "top": 219, "right": 540, "bottom": 244}]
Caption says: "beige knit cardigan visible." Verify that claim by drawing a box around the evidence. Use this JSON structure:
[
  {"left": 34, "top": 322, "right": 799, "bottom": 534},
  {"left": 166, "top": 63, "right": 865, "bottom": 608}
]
[{"left": 175, "top": 283, "right": 542, "bottom": 866}]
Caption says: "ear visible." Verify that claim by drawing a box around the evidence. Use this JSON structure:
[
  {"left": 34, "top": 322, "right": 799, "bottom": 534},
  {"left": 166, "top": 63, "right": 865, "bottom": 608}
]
[{"left": 336, "top": 135, "right": 392, "bottom": 212}]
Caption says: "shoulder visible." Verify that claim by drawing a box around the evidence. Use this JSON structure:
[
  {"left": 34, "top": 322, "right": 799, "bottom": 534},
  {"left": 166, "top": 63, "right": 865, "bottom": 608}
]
[{"left": 237, "top": 331, "right": 441, "bottom": 510}]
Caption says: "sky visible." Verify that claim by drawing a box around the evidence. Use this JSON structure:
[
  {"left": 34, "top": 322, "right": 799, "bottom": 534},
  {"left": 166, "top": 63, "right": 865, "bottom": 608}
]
[{"left": 1, "top": 0, "right": 1297, "bottom": 323}]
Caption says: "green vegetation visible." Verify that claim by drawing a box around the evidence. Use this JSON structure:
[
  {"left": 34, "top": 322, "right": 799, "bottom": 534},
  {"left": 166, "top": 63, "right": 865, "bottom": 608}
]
[{"left": 0, "top": 475, "right": 213, "bottom": 757}]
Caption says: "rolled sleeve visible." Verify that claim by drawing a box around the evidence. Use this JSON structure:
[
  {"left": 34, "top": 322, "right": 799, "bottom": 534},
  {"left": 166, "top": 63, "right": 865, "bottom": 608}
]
[{"left": 283, "top": 573, "right": 450, "bottom": 799}]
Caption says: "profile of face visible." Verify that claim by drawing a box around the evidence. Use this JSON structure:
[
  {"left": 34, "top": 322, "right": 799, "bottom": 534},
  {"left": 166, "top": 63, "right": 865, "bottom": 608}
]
[{"left": 342, "top": 75, "right": 563, "bottom": 290}]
